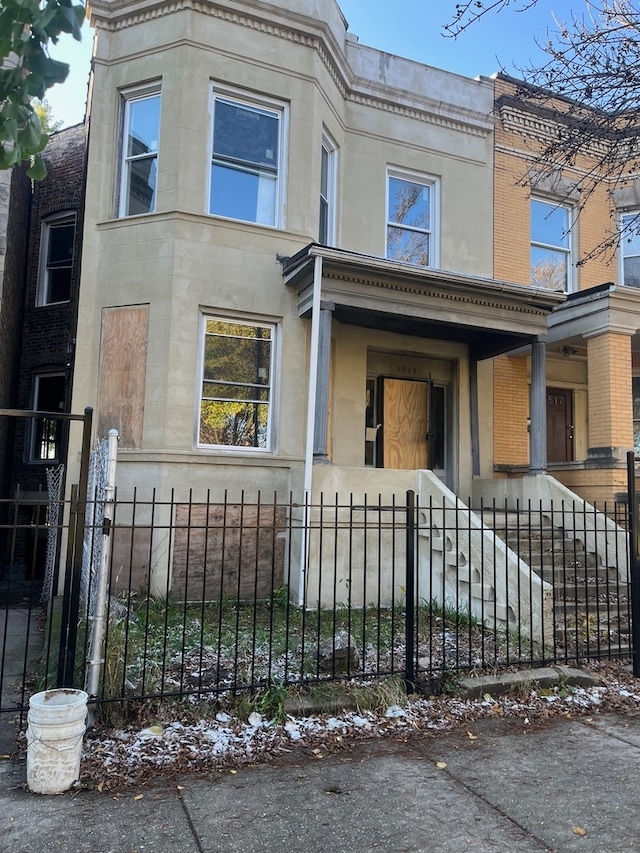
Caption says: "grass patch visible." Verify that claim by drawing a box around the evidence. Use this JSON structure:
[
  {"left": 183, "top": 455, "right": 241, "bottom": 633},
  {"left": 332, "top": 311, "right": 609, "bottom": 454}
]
[{"left": 33, "top": 586, "right": 585, "bottom": 723}]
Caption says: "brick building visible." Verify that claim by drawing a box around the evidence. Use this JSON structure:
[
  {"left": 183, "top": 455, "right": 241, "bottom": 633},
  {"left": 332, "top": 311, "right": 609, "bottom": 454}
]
[
  {"left": 492, "top": 74, "right": 640, "bottom": 505},
  {"left": 0, "top": 167, "right": 31, "bottom": 495},
  {"left": 1, "top": 124, "right": 85, "bottom": 587}
]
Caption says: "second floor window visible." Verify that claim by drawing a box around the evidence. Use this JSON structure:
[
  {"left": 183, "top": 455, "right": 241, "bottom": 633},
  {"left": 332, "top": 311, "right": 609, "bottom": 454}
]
[
  {"left": 37, "top": 213, "right": 75, "bottom": 305},
  {"left": 620, "top": 213, "right": 640, "bottom": 287},
  {"left": 531, "top": 199, "right": 571, "bottom": 290},
  {"left": 319, "top": 134, "right": 337, "bottom": 245},
  {"left": 210, "top": 91, "right": 285, "bottom": 227},
  {"left": 119, "top": 89, "right": 161, "bottom": 217},
  {"left": 386, "top": 171, "right": 436, "bottom": 267}
]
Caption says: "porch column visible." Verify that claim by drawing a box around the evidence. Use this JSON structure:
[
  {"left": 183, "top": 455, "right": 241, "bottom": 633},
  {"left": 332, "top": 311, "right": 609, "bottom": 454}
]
[
  {"left": 529, "top": 339, "right": 547, "bottom": 475},
  {"left": 313, "top": 301, "right": 334, "bottom": 463},
  {"left": 586, "top": 331, "right": 633, "bottom": 465}
]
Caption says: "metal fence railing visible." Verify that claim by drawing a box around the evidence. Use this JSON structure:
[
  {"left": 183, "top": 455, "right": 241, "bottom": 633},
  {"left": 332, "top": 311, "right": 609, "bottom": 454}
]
[{"left": 0, "top": 485, "right": 635, "bottom": 720}]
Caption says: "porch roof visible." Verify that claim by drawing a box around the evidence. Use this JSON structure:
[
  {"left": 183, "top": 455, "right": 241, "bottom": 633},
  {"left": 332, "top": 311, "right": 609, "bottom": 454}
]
[
  {"left": 547, "top": 282, "right": 640, "bottom": 344},
  {"left": 282, "top": 244, "right": 565, "bottom": 360}
]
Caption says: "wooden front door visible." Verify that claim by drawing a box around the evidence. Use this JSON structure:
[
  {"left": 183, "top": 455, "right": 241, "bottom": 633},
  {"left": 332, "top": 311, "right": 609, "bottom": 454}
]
[
  {"left": 381, "top": 378, "right": 428, "bottom": 469},
  {"left": 546, "top": 387, "right": 574, "bottom": 463}
]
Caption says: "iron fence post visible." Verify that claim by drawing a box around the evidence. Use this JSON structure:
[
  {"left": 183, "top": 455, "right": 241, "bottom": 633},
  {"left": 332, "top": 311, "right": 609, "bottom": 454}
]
[
  {"left": 627, "top": 451, "right": 640, "bottom": 678},
  {"left": 58, "top": 407, "right": 93, "bottom": 687},
  {"left": 405, "top": 489, "right": 415, "bottom": 693}
]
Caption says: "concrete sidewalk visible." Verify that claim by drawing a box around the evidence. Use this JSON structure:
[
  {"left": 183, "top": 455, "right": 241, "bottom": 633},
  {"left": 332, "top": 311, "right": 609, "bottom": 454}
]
[{"left": 1, "top": 711, "right": 639, "bottom": 852}]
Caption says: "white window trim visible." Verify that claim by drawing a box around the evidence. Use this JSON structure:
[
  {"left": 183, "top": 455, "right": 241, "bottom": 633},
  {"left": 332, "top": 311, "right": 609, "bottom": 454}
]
[
  {"left": 619, "top": 210, "right": 640, "bottom": 286},
  {"left": 385, "top": 167, "right": 439, "bottom": 268},
  {"left": 208, "top": 84, "right": 288, "bottom": 229},
  {"left": 196, "top": 311, "right": 279, "bottom": 453},
  {"left": 319, "top": 131, "right": 338, "bottom": 246},
  {"left": 118, "top": 83, "right": 161, "bottom": 218},
  {"left": 36, "top": 211, "right": 76, "bottom": 307},
  {"left": 530, "top": 197, "right": 575, "bottom": 292}
]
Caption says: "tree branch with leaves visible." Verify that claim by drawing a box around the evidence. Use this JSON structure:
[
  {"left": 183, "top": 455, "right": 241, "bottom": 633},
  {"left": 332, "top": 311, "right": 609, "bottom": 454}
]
[{"left": 0, "top": 0, "right": 85, "bottom": 179}]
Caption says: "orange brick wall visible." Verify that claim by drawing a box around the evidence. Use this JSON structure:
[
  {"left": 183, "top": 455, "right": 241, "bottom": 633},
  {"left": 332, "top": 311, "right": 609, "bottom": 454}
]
[
  {"left": 493, "top": 354, "right": 529, "bottom": 465},
  {"left": 587, "top": 333, "right": 633, "bottom": 448},
  {"left": 493, "top": 77, "right": 619, "bottom": 293}
]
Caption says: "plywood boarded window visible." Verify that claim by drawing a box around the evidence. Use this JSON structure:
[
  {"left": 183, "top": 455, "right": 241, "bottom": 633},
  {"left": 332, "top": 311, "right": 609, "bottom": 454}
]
[
  {"left": 172, "top": 503, "right": 285, "bottom": 600},
  {"left": 97, "top": 305, "right": 149, "bottom": 447}
]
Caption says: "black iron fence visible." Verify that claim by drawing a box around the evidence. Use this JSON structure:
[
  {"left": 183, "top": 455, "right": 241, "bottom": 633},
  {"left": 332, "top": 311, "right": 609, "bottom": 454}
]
[{"left": 1, "top": 482, "right": 636, "bottom": 719}]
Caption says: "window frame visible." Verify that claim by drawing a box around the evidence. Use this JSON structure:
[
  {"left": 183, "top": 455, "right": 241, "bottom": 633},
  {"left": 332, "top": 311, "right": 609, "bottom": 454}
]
[
  {"left": 118, "top": 84, "right": 161, "bottom": 218},
  {"left": 29, "top": 373, "right": 66, "bottom": 463},
  {"left": 36, "top": 212, "right": 76, "bottom": 306},
  {"left": 530, "top": 197, "right": 574, "bottom": 291},
  {"left": 619, "top": 211, "right": 640, "bottom": 287},
  {"left": 385, "top": 167, "right": 439, "bottom": 268},
  {"left": 319, "top": 132, "right": 338, "bottom": 245},
  {"left": 196, "top": 313, "right": 278, "bottom": 453},
  {"left": 208, "top": 86, "right": 288, "bottom": 228}
]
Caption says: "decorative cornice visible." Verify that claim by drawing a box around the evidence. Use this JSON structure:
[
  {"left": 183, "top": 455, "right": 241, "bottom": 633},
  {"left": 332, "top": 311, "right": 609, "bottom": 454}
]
[
  {"left": 498, "top": 102, "right": 611, "bottom": 161},
  {"left": 349, "top": 92, "right": 490, "bottom": 138},
  {"left": 323, "top": 269, "right": 548, "bottom": 317},
  {"left": 90, "top": 0, "right": 491, "bottom": 137}
]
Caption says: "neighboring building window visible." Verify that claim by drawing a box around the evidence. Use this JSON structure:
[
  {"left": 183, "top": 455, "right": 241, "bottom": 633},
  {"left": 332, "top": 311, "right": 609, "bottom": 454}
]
[
  {"left": 620, "top": 213, "right": 640, "bottom": 287},
  {"left": 531, "top": 199, "right": 571, "bottom": 290},
  {"left": 119, "top": 88, "right": 161, "bottom": 216},
  {"left": 209, "top": 91, "right": 285, "bottom": 227},
  {"left": 319, "top": 134, "right": 337, "bottom": 245},
  {"left": 31, "top": 374, "right": 65, "bottom": 461},
  {"left": 37, "top": 213, "right": 75, "bottom": 305},
  {"left": 386, "top": 170, "right": 436, "bottom": 267},
  {"left": 199, "top": 317, "right": 274, "bottom": 449}
]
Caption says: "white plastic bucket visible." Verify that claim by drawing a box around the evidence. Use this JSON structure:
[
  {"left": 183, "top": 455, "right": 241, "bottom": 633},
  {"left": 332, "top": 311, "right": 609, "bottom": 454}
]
[{"left": 27, "top": 688, "right": 88, "bottom": 794}]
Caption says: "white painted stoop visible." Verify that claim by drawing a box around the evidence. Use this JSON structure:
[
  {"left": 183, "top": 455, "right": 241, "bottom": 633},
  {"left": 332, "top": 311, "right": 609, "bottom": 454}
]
[{"left": 306, "top": 469, "right": 627, "bottom": 645}]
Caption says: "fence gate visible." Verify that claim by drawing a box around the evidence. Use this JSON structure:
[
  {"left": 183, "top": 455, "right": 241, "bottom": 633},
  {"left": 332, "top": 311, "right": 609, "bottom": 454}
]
[{"left": 0, "top": 406, "right": 92, "bottom": 716}]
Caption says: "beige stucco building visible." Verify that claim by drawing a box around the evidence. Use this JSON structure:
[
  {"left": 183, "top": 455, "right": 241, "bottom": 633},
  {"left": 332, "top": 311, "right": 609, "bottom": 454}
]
[{"left": 73, "top": 0, "right": 563, "bottom": 515}]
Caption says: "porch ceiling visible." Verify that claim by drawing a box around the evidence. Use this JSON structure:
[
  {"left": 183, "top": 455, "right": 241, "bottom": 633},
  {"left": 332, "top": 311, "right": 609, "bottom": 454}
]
[{"left": 283, "top": 245, "right": 565, "bottom": 361}]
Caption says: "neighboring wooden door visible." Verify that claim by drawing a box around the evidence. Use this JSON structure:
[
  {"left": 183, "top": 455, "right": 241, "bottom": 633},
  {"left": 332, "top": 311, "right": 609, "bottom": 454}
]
[
  {"left": 381, "top": 379, "right": 428, "bottom": 469},
  {"left": 547, "top": 387, "right": 574, "bottom": 463}
]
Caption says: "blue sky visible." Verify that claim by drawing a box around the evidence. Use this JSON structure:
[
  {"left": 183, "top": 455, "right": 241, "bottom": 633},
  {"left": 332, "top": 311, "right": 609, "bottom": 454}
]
[{"left": 46, "top": 0, "right": 580, "bottom": 129}]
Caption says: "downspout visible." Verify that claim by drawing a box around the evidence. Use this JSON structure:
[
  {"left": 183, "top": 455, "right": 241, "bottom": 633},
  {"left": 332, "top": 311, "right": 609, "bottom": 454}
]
[{"left": 298, "top": 254, "right": 323, "bottom": 604}]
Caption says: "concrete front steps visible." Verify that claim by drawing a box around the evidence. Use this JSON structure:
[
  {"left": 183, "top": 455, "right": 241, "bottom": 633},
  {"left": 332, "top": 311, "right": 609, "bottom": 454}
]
[{"left": 478, "top": 509, "right": 631, "bottom": 659}]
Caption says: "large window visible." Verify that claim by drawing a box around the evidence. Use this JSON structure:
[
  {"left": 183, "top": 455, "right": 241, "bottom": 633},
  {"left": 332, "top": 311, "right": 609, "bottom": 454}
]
[
  {"left": 119, "top": 88, "right": 161, "bottom": 217},
  {"left": 199, "top": 317, "right": 275, "bottom": 449},
  {"left": 531, "top": 199, "right": 572, "bottom": 290},
  {"left": 210, "top": 91, "right": 285, "bottom": 227},
  {"left": 37, "top": 213, "right": 75, "bottom": 305},
  {"left": 620, "top": 213, "right": 640, "bottom": 287},
  {"left": 386, "top": 170, "right": 436, "bottom": 267},
  {"left": 30, "top": 374, "right": 66, "bottom": 462},
  {"left": 319, "top": 134, "right": 337, "bottom": 245}
]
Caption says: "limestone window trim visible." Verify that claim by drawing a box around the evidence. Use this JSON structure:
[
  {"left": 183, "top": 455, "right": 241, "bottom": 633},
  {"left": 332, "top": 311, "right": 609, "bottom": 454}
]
[
  {"left": 117, "top": 82, "right": 162, "bottom": 218},
  {"left": 319, "top": 130, "right": 338, "bottom": 246},
  {"left": 196, "top": 312, "right": 280, "bottom": 453},
  {"left": 529, "top": 169, "right": 580, "bottom": 205},
  {"left": 208, "top": 85, "right": 289, "bottom": 229},
  {"left": 385, "top": 166, "right": 440, "bottom": 269}
]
